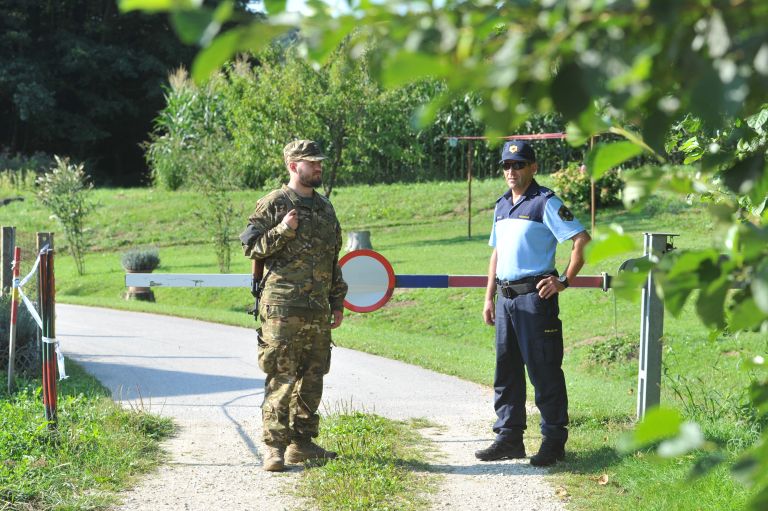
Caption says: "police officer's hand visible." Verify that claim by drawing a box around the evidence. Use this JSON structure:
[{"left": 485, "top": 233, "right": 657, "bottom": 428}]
[
  {"left": 331, "top": 309, "right": 344, "bottom": 329},
  {"left": 537, "top": 276, "right": 565, "bottom": 299},
  {"left": 483, "top": 298, "right": 495, "bottom": 326},
  {"left": 282, "top": 209, "right": 299, "bottom": 230}
]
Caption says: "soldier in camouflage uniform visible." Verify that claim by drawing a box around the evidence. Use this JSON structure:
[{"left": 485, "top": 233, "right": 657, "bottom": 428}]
[{"left": 240, "top": 140, "right": 348, "bottom": 472}]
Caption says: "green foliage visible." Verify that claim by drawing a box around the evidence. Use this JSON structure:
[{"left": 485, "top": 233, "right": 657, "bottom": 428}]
[
  {"left": 120, "top": 248, "right": 160, "bottom": 272},
  {"left": 36, "top": 156, "right": 96, "bottom": 275},
  {"left": 0, "top": 151, "right": 53, "bottom": 192},
  {"left": 0, "top": 363, "right": 174, "bottom": 509},
  {"left": 0, "top": 0, "right": 197, "bottom": 185},
  {"left": 0, "top": 293, "right": 38, "bottom": 364},
  {"left": 187, "top": 128, "right": 240, "bottom": 273},
  {"left": 298, "top": 412, "right": 433, "bottom": 511},
  {"left": 587, "top": 335, "right": 638, "bottom": 367},
  {"left": 145, "top": 68, "right": 231, "bottom": 190},
  {"left": 552, "top": 163, "right": 624, "bottom": 210}
]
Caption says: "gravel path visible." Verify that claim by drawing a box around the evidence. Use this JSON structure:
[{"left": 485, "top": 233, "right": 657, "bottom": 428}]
[{"left": 57, "top": 304, "right": 566, "bottom": 510}]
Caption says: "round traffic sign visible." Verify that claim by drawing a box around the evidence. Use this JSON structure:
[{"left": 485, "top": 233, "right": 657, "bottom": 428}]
[{"left": 339, "top": 249, "right": 395, "bottom": 312}]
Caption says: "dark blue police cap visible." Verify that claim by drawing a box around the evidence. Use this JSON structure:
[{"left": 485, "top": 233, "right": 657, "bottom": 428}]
[{"left": 499, "top": 140, "right": 536, "bottom": 163}]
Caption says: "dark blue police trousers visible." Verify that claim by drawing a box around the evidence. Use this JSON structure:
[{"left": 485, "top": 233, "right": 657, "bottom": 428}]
[{"left": 493, "top": 290, "right": 569, "bottom": 443}]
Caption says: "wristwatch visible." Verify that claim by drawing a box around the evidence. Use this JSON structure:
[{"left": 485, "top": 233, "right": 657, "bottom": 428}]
[{"left": 558, "top": 275, "right": 569, "bottom": 288}]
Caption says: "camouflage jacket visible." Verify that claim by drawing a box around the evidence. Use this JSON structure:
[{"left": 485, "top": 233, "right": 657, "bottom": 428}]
[{"left": 241, "top": 185, "right": 347, "bottom": 312}]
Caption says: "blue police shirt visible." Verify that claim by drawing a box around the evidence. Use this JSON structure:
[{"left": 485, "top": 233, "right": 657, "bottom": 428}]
[{"left": 489, "top": 180, "right": 585, "bottom": 281}]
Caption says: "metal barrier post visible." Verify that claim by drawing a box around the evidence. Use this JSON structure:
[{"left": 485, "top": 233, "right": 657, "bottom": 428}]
[
  {"left": 39, "top": 247, "right": 58, "bottom": 428},
  {"left": 636, "top": 232, "right": 677, "bottom": 420},
  {"left": 7, "top": 246, "right": 21, "bottom": 393}
]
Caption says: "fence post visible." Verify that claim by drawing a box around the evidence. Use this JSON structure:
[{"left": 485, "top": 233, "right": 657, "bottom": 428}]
[
  {"left": 636, "top": 232, "right": 677, "bottom": 420},
  {"left": 36, "top": 233, "right": 54, "bottom": 356},
  {"left": 1, "top": 226, "right": 15, "bottom": 296}
]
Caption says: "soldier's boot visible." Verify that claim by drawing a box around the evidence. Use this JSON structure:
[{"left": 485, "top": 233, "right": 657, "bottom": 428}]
[
  {"left": 262, "top": 444, "right": 286, "bottom": 472},
  {"left": 285, "top": 440, "right": 338, "bottom": 464},
  {"left": 474, "top": 437, "right": 526, "bottom": 461},
  {"left": 530, "top": 437, "right": 566, "bottom": 467}
]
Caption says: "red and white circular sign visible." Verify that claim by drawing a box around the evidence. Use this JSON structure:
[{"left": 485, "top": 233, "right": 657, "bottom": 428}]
[{"left": 339, "top": 249, "right": 396, "bottom": 313}]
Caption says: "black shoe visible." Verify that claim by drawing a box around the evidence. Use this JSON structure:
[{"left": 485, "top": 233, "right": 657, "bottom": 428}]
[
  {"left": 530, "top": 437, "right": 566, "bottom": 467},
  {"left": 474, "top": 440, "right": 526, "bottom": 461}
]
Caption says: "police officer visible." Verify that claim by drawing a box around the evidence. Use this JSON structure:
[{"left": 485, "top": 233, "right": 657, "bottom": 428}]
[
  {"left": 475, "top": 140, "right": 590, "bottom": 467},
  {"left": 240, "top": 140, "right": 348, "bottom": 472}
]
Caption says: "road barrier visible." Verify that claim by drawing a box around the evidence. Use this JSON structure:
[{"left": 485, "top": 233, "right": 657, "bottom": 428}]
[{"left": 126, "top": 233, "right": 677, "bottom": 420}]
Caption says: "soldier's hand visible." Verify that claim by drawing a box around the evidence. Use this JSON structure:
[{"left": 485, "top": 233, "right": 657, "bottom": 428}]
[
  {"left": 282, "top": 209, "right": 299, "bottom": 230},
  {"left": 331, "top": 309, "right": 344, "bottom": 329}
]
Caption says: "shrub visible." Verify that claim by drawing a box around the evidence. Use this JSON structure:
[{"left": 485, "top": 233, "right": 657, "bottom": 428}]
[
  {"left": 551, "top": 163, "right": 624, "bottom": 210},
  {"left": 121, "top": 249, "right": 160, "bottom": 272},
  {"left": 587, "top": 335, "right": 638, "bottom": 367},
  {"left": 36, "top": 156, "right": 96, "bottom": 275},
  {"left": 0, "top": 293, "right": 39, "bottom": 364}
]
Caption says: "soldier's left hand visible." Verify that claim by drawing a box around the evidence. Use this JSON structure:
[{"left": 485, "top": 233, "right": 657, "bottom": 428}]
[
  {"left": 536, "top": 276, "right": 565, "bottom": 299},
  {"left": 331, "top": 309, "right": 344, "bottom": 329}
]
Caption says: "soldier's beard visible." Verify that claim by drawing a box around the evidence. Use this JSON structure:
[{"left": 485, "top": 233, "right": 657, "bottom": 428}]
[{"left": 298, "top": 169, "right": 322, "bottom": 188}]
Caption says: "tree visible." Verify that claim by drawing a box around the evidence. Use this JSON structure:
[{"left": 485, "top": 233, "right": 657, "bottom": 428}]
[{"left": 0, "top": 0, "right": 197, "bottom": 185}]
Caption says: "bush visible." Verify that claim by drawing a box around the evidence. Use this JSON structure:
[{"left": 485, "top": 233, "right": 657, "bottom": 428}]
[
  {"left": 551, "top": 163, "right": 625, "bottom": 210},
  {"left": 36, "top": 156, "right": 96, "bottom": 275},
  {"left": 0, "top": 293, "right": 39, "bottom": 365},
  {"left": 120, "top": 248, "right": 160, "bottom": 272}
]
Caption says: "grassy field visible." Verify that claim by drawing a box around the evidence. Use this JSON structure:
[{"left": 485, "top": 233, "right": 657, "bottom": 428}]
[
  {"left": 1, "top": 176, "right": 763, "bottom": 509},
  {"left": 0, "top": 362, "right": 174, "bottom": 510}
]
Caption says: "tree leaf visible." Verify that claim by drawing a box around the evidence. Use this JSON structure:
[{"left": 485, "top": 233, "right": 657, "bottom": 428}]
[
  {"left": 696, "top": 274, "right": 730, "bottom": 329},
  {"left": 657, "top": 422, "right": 704, "bottom": 458},
  {"left": 119, "top": 0, "right": 200, "bottom": 13},
  {"left": 729, "top": 296, "right": 766, "bottom": 331},
  {"left": 264, "top": 0, "right": 287, "bottom": 15},
  {"left": 191, "top": 24, "right": 288, "bottom": 83},
  {"left": 618, "top": 406, "right": 682, "bottom": 453},
  {"left": 171, "top": 8, "right": 215, "bottom": 45},
  {"left": 752, "top": 260, "right": 768, "bottom": 314},
  {"left": 722, "top": 151, "right": 766, "bottom": 195},
  {"left": 585, "top": 226, "right": 637, "bottom": 264},
  {"left": 585, "top": 141, "right": 644, "bottom": 181},
  {"left": 381, "top": 52, "right": 451, "bottom": 88}
]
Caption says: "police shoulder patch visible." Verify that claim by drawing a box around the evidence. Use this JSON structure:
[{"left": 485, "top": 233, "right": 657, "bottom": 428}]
[{"left": 558, "top": 204, "right": 574, "bottom": 221}]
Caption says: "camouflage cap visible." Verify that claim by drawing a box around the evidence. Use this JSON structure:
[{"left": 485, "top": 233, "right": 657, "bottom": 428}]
[{"left": 283, "top": 140, "right": 327, "bottom": 163}]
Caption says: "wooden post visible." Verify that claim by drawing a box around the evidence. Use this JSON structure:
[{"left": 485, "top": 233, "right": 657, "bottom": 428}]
[
  {"left": 1, "top": 226, "right": 15, "bottom": 295},
  {"left": 467, "top": 141, "right": 473, "bottom": 239}
]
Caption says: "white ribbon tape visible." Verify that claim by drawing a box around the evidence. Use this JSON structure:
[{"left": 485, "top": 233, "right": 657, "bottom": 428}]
[
  {"left": 17, "top": 287, "right": 43, "bottom": 329},
  {"left": 42, "top": 337, "right": 68, "bottom": 380},
  {"left": 18, "top": 246, "right": 46, "bottom": 288}
]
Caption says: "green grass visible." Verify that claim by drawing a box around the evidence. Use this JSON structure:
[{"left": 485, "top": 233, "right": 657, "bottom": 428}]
[
  {"left": 297, "top": 412, "right": 436, "bottom": 511},
  {"left": 0, "top": 362, "right": 174, "bottom": 510},
  {"left": 1, "top": 177, "right": 764, "bottom": 509}
]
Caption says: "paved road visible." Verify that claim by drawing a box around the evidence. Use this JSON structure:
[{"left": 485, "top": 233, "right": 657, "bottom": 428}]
[{"left": 57, "top": 304, "right": 565, "bottom": 511}]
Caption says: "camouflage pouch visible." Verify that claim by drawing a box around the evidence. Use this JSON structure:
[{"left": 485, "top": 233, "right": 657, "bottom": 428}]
[{"left": 256, "top": 327, "right": 277, "bottom": 374}]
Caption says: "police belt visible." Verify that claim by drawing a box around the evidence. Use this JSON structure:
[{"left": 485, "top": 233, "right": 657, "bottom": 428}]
[{"left": 495, "top": 275, "right": 553, "bottom": 299}]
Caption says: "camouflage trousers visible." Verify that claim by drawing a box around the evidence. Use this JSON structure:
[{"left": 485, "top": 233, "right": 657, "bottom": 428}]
[{"left": 257, "top": 304, "right": 332, "bottom": 447}]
